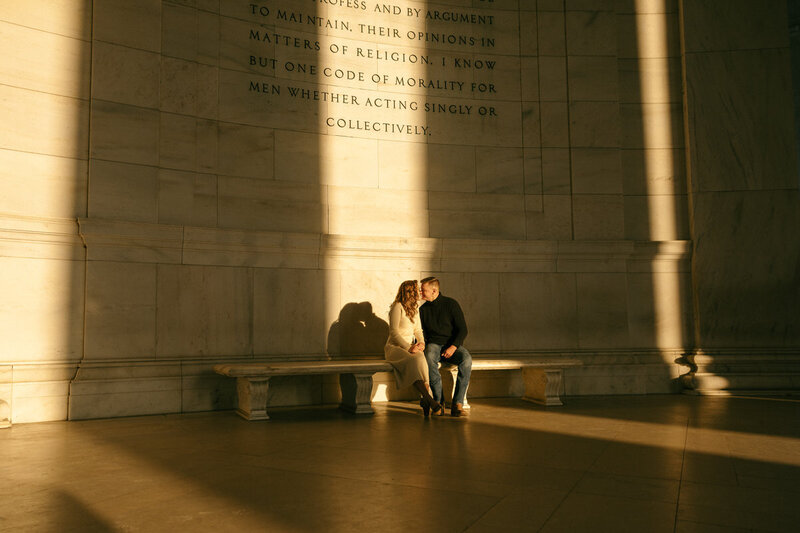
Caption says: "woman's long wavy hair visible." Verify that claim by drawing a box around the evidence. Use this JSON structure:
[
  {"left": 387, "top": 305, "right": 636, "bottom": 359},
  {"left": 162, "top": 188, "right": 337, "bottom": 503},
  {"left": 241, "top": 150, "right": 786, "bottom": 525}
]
[{"left": 394, "top": 280, "right": 419, "bottom": 319}]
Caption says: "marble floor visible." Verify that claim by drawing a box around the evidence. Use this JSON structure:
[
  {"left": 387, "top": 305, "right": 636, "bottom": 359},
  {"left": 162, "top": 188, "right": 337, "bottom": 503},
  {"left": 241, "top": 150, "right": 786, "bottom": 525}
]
[{"left": 1, "top": 395, "right": 799, "bottom": 532}]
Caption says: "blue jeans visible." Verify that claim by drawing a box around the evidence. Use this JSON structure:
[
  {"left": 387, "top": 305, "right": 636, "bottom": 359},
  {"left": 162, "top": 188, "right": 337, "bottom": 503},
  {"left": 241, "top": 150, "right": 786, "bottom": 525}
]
[{"left": 424, "top": 343, "right": 472, "bottom": 406}]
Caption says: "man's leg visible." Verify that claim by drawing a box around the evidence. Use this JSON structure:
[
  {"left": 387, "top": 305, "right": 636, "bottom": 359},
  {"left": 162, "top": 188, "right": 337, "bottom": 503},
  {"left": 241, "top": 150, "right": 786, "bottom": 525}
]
[
  {"left": 424, "top": 343, "right": 444, "bottom": 404},
  {"left": 449, "top": 346, "right": 472, "bottom": 407}
]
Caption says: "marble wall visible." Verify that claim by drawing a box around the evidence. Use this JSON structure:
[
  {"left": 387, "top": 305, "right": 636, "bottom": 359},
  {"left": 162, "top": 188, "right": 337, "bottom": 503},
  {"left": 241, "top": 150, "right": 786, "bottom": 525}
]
[
  {"left": 0, "top": 0, "right": 796, "bottom": 423},
  {"left": 683, "top": 0, "right": 800, "bottom": 348}
]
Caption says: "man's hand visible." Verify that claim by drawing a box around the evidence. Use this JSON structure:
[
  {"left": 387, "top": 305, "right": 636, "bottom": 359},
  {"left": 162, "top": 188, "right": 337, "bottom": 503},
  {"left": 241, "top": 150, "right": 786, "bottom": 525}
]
[{"left": 442, "top": 345, "right": 457, "bottom": 359}]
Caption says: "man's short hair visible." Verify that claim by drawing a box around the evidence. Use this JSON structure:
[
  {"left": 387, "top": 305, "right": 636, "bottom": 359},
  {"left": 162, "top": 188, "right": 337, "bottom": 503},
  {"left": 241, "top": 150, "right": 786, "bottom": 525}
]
[{"left": 420, "top": 276, "right": 439, "bottom": 288}]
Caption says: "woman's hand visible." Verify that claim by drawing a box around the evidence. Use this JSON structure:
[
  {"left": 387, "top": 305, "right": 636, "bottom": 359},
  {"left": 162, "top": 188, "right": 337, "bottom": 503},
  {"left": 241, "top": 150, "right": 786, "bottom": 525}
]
[{"left": 409, "top": 342, "right": 425, "bottom": 354}]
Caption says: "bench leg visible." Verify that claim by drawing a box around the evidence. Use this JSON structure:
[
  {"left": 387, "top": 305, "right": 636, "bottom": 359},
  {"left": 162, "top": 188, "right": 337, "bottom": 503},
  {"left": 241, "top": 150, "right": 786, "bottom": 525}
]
[
  {"left": 339, "top": 373, "right": 375, "bottom": 414},
  {"left": 236, "top": 377, "right": 270, "bottom": 420},
  {"left": 521, "top": 368, "right": 565, "bottom": 406}
]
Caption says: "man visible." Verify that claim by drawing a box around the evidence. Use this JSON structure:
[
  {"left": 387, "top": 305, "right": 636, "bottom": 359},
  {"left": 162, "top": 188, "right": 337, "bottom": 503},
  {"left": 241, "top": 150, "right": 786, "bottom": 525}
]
[{"left": 419, "top": 277, "right": 472, "bottom": 417}]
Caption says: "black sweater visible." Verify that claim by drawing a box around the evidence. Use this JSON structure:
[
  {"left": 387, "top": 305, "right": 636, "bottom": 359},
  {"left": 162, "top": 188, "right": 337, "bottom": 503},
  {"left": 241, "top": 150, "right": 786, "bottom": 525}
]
[{"left": 419, "top": 294, "right": 468, "bottom": 348}]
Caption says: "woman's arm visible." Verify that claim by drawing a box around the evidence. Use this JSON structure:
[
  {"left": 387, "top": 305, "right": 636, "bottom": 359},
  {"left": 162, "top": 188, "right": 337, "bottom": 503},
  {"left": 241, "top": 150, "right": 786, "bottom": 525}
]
[{"left": 387, "top": 303, "right": 412, "bottom": 350}]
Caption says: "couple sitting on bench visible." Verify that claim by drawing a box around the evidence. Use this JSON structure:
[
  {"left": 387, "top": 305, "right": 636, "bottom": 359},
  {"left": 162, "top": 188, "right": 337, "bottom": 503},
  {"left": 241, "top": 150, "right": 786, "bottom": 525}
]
[{"left": 384, "top": 277, "right": 471, "bottom": 417}]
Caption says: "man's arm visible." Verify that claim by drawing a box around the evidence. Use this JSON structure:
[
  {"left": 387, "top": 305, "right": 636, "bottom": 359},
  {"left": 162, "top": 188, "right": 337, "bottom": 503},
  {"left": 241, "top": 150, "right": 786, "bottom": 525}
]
[{"left": 442, "top": 299, "right": 468, "bottom": 357}]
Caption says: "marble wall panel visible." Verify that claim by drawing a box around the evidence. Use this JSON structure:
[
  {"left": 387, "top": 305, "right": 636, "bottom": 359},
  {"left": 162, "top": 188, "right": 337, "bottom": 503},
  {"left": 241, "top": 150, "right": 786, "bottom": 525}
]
[
  {"left": 538, "top": 56, "right": 568, "bottom": 102},
  {"left": 573, "top": 195, "right": 625, "bottom": 240},
  {"left": 572, "top": 148, "right": 622, "bottom": 194},
  {"left": 159, "top": 114, "right": 219, "bottom": 172},
  {"left": 195, "top": 73, "right": 220, "bottom": 120},
  {"left": 254, "top": 268, "right": 328, "bottom": 356},
  {"left": 328, "top": 197, "right": 429, "bottom": 238},
  {"left": 522, "top": 102, "right": 543, "bottom": 147},
  {"left": 69, "top": 378, "right": 182, "bottom": 419},
  {"left": 160, "top": 57, "right": 196, "bottom": 115},
  {"left": 682, "top": 0, "right": 789, "bottom": 53},
  {"left": 0, "top": 20, "right": 90, "bottom": 98},
  {"left": 0, "top": 85, "right": 89, "bottom": 159},
  {"left": 88, "top": 160, "right": 158, "bottom": 223},
  {"left": 542, "top": 148, "right": 571, "bottom": 194},
  {"left": 428, "top": 192, "right": 527, "bottom": 240},
  {"left": 624, "top": 194, "right": 688, "bottom": 240},
  {"left": 686, "top": 49, "right": 797, "bottom": 191},
  {"left": 433, "top": 273, "right": 501, "bottom": 352},
  {"left": 158, "top": 169, "right": 218, "bottom": 227},
  {"left": 691, "top": 191, "right": 800, "bottom": 347},
  {"left": 538, "top": 11, "right": 566, "bottom": 56},
  {"left": 0, "top": 150, "right": 87, "bottom": 218},
  {"left": 78, "top": 218, "right": 184, "bottom": 264},
  {"left": 217, "top": 122, "right": 274, "bottom": 179},
  {"left": 195, "top": 10, "right": 220, "bottom": 65},
  {"left": 498, "top": 273, "right": 578, "bottom": 350},
  {"left": 526, "top": 195, "right": 573, "bottom": 240},
  {"left": 0, "top": 257, "right": 84, "bottom": 363},
  {"left": 623, "top": 194, "right": 690, "bottom": 242},
  {"left": 0, "top": 0, "right": 91, "bottom": 39},
  {"left": 616, "top": 13, "right": 681, "bottom": 60},
  {"left": 524, "top": 147, "right": 543, "bottom": 196},
  {"left": 273, "top": 130, "right": 321, "bottom": 185},
  {"left": 625, "top": 272, "right": 657, "bottom": 349},
  {"left": 85, "top": 261, "right": 156, "bottom": 359},
  {"left": 621, "top": 148, "right": 686, "bottom": 196},
  {"left": 12, "top": 381, "right": 70, "bottom": 423},
  {"left": 537, "top": 1, "right": 565, "bottom": 12},
  {"left": 620, "top": 103, "right": 683, "bottom": 150},
  {"left": 568, "top": 56, "right": 619, "bottom": 102},
  {"left": 476, "top": 147, "right": 525, "bottom": 194},
  {"left": 618, "top": 58, "right": 682, "bottom": 105},
  {"left": 525, "top": 194, "right": 544, "bottom": 214},
  {"left": 218, "top": 176, "right": 326, "bottom": 234},
  {"left": 615, "top": 0, "right": 678, "bottom": 14},
  {"left": 377, "top": 141, "right": 428, "bottom": 191},
  {"left": 566, "top": 0, "right": 615, "bottom": 10},
  {"left": 90, "top": 101, "right": 159, "bottom": 165},
  {"left": 566, "top": 10, "right": 616, "bottom": 56},
  {"left": 425, "top": 144, "right": 477, "bottom": 193},
  {"left": 569, "top": 101, "right": 620, "bottom": 148},
  {"left": 540, "top": 102, "right": 569, "bottom": 147},
  {"left": 156, "top": 264, "right": 253, "bottom": 357},
  {"left": 626, "top": 272, "right": 693, "bottom": 350},
  {"left": 520, "top": 56, "right": 539, "bottom": 101},
  {"left": 182, "top": 226, "right": 321, "bottom": 270},
  {"left": 181, "top": 374, "right": 236, "bottom": 413},
  {"left": 431, "top": 211, "right": 526, "bottom": 240},
  {"left": 576, "top": 273, "right": 629, "bottom": 348},
  {"left": 93, "top": 0, "right": 161, "bottom": 52},
  {"left": 161, "top": 1, "right": 198, "bottom": 61},
  {"left": 92, "top": 41, "right": 160, "bottom": 108},
  {"left": 318, "top": 136, "right": 379, "bottom": 189}
]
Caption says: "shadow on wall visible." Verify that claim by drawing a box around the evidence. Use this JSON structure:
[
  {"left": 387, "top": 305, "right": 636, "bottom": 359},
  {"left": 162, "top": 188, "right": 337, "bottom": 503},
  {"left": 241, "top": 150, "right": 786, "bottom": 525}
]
[{"left": 326, "top": 302, "right": 389, "bottom": 359}]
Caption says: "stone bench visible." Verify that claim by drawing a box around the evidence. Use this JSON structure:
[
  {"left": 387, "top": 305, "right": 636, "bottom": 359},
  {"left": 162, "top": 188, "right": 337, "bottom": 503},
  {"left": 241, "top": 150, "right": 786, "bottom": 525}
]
[
  {"left": 214, "top": 357, "right": 581, "bottom": 420},
  {"left": 440, "top": 357, "right": 582, "bottom": 408}
]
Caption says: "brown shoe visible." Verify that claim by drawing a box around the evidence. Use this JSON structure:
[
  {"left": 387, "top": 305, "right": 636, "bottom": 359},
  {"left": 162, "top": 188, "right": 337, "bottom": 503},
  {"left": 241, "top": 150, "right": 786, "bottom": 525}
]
[{"left": 450, "top": 403, "right": 466, "bottom": 417}]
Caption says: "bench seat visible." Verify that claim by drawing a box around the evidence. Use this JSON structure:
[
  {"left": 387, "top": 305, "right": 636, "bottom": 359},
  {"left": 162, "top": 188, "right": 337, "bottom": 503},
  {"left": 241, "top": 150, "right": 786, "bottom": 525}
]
[{"left": 214, "top": 357, "right": 581, "bottom": 420}]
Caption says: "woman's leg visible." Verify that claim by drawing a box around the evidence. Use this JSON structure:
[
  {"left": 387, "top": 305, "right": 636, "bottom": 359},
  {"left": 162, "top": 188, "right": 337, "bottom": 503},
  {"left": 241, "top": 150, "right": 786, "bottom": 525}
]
[{"left": 413, "top": 380, "right": 440, "bottom": 415}]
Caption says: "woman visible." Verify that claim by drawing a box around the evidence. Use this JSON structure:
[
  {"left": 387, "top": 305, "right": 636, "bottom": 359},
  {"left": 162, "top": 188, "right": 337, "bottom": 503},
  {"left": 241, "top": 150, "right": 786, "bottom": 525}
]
[{"left": 384, "top": 280, "right": 442, "bottom": 416}]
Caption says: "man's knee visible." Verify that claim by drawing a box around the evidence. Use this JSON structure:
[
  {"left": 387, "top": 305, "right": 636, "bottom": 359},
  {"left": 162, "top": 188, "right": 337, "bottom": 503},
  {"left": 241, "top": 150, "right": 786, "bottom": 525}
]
[{"left": 456, "top": 347, "right": 472, "bottom": 369}]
